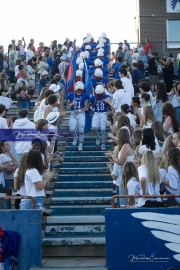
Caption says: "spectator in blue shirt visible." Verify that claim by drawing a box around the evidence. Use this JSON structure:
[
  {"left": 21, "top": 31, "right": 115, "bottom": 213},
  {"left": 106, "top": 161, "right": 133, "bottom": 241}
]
[
  {"left": 112, "top": 57, "right": 123, "bottom": 79},
  {"left": 46, "top": 53, "right": 54, "bottom": 73},
  {"left": 124, "top": 40, "right": 130, "bottom": 50},
  {"left": 38, "top": 71, "right": 50, "bottom": 95},
  {"left": 131, "top": 63, "right": 145, "bottom": 95}
]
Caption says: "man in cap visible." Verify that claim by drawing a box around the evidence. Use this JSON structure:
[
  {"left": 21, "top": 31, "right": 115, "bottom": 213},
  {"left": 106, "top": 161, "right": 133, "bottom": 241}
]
[
  {"left": 123, "top": 39, "right": 130, "bottom": 50},
  {"left": 38, "top": 71, "right": 50, "bottom": 95}
]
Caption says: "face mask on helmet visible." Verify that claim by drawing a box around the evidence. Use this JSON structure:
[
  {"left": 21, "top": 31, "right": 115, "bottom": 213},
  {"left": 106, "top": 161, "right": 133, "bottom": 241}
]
[
  {"left": 96, "top": 92, "right": 104, "bottom": 99},
  {"left": 75, "top": 88, "right": 83, "bottom": 95},
  {"left": 95, "top": 76, "right": 102, "bottom": 81},
  {"left": 76, "top": 76, "right": 82, "bottom": 82}
]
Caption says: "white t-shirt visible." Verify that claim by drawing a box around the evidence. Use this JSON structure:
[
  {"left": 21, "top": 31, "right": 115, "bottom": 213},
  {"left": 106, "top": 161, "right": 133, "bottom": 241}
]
[
  {"left": 121, "top": 77, "right": 134, "bottom": 99},
  {"left": 9, "top": 50, "right": 19, "bottom": 62},
  {"left": 15, "top": 65, "right": 20, "bottom": 76},
  {"left": 26, "top": 49, "right": 34, "bottom": 62},
  {"left": 169, "top": 93, "right": 180, "bottom": 108},
  {"left": 139, "top": 144, "right": 161, "bottom": 155},
  {"left": 0, "top": 117, "right": 8, "bottom": 129},
  {"left": 137, "top": 165, "right": 162, "bottom": 207},
  {"left": 25, "top": 168, "right": 45, "bottom": 197},
  {"left": 14, "top": 168, "right": 26, "bottom": 196},
  {"left": 38, "top": 99, "right": 46, "bottom": 120},
  {"left": 113, "top": 89, "right": 131, "bottom": 112},
  {"left": 112, "top": 162, "right": 121, "bottom": 186},
  {"left": 143, "top": 122, "right": 152, "bottom": 129},
  {"left": 177, "top": 53, "right": 180, "bottom": 61},
  {"left": 159, "top": 168, "right": 167, "bottom": 180},
  {"left": 166, "top": 166, "right": 180, "bottom": 204},
  {"left": 127, "top": 113, "right": 136, "bottom": 128},
  {"left": 127, "top": 177, "right": 141, "bottom": 206}
]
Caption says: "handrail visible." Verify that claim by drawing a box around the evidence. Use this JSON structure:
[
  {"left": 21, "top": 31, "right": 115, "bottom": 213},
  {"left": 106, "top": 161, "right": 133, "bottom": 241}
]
[
  {"left": 111, "top": 194, "right": 180, "bottom": 208},
  {"left": 0, "top": 196, "right": 35, "bottom": 209}
]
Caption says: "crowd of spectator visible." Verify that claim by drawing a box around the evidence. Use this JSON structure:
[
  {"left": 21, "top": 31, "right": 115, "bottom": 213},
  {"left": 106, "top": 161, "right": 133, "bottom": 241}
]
[{"left": 0, "top": 34, "right": 180, "bottom": 210}]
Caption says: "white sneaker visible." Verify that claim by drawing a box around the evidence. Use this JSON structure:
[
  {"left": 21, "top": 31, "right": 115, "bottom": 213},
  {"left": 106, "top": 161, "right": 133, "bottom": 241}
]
[
  {"left": 101, "top": 144, "right": 106, "bottom": 151},
  {"left": 78, "top": 144, "right": 83, "bottom": 151},
  {"left": 96, "top": 136, "right": 100, "bottom": 145},
  {"left": 73, "top": 136, "right": 78, "bottom": 146}
]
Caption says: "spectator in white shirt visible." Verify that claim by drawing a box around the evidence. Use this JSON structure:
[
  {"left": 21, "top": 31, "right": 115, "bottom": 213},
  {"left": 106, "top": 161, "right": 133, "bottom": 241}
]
[
  {"left": 119, "top": 69, "right": 134, "bottom": 99},
  {"left": 120, "top": 104, "right": 136, "bottom": 128},
  {"left": 12, "top": 109, "right": 36, "bottom": 163},
  {"left": 137, "top": 151, "right": 163, "bottom": 208},
  {"left": 0, "top": 104, "right": 13, "bottom": 129},
  {"left": 9, "top": 44, "right": 19, "bottom": 63},
  {"left": 16, "top": 70, "right": 30, "bottom": 88},
  {"left": 122, "top": 161, "right": 140, "bottom": 207},
  {"left": 24, "top": 150, "right": 54, "bottom": 209},
  {"left": 26, "top": 44, "right": 34, "bottom": 63},
  {"left": 162, "top": 147, "right": 180, "bottom": 206},
  {"left": 136, "top": 128, "right": 161, "bottom": 159},
  {"left": 108, "top": 80, "right": 131, "bottom": 111}
]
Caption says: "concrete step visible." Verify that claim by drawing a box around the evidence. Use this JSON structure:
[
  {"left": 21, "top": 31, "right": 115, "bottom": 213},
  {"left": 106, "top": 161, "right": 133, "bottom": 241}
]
[
  {"left": 54, "top": 181, "right": 113, "bottom": 189},
  {"left": 42, "top": 245, "right": 105, "bottom": 257},
  {"left": 44, "top": 215, "right": 105, "bottom": 225},
  {"left": 61, "top": 162, "right": 109, "bottom": 168},
  {"left": 49, "top": 205, "right": 110, "bottom": 215},
  {"left": 43, "top": 236, "right": 105, "bottom": 246},
  {"left": 63, "top": 156, "right": 109, "bottom": 162},
  {"left": 58, "top": 174, "right": 111, "bottom": 182},
  {"left": 54, "top": 188, "right": 112, "bottom": 197},
  {"left": 30, "top": 257, "right": 107, "bottom": 270},
  {"left": 64, "top": 151, "right": 106, "bottom": 157},
  {"left": 50, "top": 197, "right": 111, "bottom": 206},
  {"left": 59, "top": 168, "right": 110, "bottom": 174},
  {"left": 45, "top": 225, "right": 105, "bottom": 237},
  {"left": 65, "top": 145, "right": 112, "bottom": 151}
]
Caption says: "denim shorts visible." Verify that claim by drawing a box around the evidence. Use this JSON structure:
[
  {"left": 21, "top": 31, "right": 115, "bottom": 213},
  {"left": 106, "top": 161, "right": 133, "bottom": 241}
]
[
  {"left": 2, "top": 179, "right": 13, "bottom": 191},
  {"left": 25, "top": 196, "right": 44, "bottom": 209}
]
